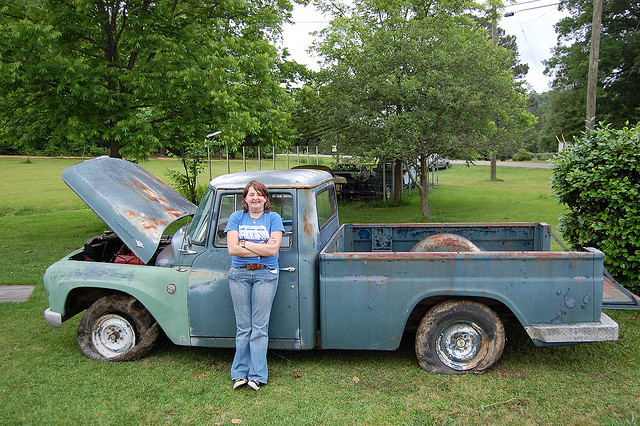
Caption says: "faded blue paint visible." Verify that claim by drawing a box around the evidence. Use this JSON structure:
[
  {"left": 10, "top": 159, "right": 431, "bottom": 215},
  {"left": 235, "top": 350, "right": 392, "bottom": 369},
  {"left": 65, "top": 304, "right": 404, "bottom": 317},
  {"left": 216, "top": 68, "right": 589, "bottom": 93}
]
[
  {"left": 319, "top": 223, "right": 607, "bottom": 350},
  {"left": 44, "top": 164, "right": 617, "bottom": 357}
]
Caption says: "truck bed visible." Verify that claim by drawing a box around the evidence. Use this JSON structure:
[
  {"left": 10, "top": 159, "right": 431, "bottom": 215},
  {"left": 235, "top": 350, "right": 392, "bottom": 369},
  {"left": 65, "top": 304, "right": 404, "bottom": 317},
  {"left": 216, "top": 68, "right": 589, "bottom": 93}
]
[
  {"left": 326, "top": 222, "right": 553, "bottom": 253},
  {"left": 319, "top": 223, "right": 612, "bottom": 350}
]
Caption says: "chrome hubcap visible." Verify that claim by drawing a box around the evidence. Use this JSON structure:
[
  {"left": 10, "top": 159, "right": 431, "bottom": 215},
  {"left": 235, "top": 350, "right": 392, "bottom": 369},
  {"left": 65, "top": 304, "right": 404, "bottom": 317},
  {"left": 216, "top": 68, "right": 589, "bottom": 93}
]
[{"left": 436, "top": 321, "right": 487, "bottom": 370}]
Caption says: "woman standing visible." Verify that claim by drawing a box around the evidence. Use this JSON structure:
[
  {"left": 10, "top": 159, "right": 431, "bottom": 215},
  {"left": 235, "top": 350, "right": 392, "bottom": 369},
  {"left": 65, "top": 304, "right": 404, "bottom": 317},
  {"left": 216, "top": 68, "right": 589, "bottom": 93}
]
[{"left": 225, "top": 180, "right": 284, "bottom": 391}]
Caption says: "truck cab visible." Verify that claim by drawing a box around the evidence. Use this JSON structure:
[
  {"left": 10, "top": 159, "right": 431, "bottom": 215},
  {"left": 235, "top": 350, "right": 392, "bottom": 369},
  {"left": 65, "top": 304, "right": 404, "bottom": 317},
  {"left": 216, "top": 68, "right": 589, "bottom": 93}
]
[
  {"left": 181, "top": 169, "right": 338, "bottom": 350},
  {"left": 44, "top": 157, "right": 338, "bottom": 360}
]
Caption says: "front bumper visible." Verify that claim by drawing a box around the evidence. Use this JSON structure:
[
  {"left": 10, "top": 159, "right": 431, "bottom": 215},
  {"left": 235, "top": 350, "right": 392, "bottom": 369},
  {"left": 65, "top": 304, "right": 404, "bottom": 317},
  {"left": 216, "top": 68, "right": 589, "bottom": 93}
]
[
  {"left": 44, "top": 308, "right": 62, "bottom": 328},
  {"left": 525, "top": 312, "right": 619, "bottom": 344}
]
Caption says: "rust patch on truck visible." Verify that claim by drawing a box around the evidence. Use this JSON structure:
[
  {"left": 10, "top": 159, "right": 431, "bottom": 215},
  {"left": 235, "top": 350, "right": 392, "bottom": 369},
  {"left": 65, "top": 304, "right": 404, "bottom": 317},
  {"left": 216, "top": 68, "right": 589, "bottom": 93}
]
[
  {"left": 303, "top": 209, "right": 314, "bottom": 236},
  {"left": 129, "top": 178, "right": 191, "bottom": 219},
  {"left": 131, "top": 178, "right": 170, "bottom": 206},
  {"left": 124, "top": 210, "right": 168, "bottom": 240}
]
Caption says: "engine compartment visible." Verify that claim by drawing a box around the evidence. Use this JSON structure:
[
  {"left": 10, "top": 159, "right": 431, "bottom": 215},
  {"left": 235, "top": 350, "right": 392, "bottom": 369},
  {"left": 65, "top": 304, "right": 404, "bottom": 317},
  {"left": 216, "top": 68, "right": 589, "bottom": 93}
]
[{"left": 70, "top": 231, "right": 171, "bottom": 266}]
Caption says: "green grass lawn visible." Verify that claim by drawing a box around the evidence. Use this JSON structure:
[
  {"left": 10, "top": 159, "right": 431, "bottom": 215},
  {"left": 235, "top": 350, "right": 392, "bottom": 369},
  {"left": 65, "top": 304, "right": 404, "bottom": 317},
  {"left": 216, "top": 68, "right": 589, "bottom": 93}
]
[
  {"left": 0, "top": 157, "right": 638, "bottom": 424},
  {"left": 339, "top": 165, "right": 566, "bottom": 225}
]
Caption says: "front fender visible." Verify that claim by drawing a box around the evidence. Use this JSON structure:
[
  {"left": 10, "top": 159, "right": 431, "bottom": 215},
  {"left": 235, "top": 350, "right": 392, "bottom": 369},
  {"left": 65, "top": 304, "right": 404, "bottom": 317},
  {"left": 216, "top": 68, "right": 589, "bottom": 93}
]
[{"left": 44, "top": 254, "right": 190, "bottom": 346}]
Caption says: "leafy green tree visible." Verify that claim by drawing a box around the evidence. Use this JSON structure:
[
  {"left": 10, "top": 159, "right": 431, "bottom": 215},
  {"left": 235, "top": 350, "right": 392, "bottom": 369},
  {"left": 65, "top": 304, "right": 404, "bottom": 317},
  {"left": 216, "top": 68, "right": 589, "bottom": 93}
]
[
  {"left": 311, "top": 0, "right": 532, "bottom": 216},
  {"left": 524, "top": 90, "right": 581, "bottom": 154},
  {"left": 476, "top": 1, "right": 534, "bottom": 180},
  {"left": 551, "top": 122, "right": 640, "bottom": 292},
  {"left": 545, "top": 0, "right": 640, "bottom": 137},
  {"left": 0, "top": 0, "right": 293, "bottom": 160}
]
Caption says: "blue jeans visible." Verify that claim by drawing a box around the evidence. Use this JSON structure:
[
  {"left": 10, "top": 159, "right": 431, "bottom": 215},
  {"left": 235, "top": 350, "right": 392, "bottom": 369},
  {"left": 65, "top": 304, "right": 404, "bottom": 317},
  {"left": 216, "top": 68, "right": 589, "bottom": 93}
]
[{"left": 228, "top": 267, "right": 279, "bottom": 384}]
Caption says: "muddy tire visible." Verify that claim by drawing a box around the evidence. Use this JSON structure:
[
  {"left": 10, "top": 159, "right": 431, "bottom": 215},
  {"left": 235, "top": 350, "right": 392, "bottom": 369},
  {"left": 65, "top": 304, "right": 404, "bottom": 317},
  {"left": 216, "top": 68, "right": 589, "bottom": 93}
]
[
  {"left": 415, "top": 300, "right": 505, "bottom": 374},
  {"left": 77, "top": 294, "right": 159, "bottom": 361}
]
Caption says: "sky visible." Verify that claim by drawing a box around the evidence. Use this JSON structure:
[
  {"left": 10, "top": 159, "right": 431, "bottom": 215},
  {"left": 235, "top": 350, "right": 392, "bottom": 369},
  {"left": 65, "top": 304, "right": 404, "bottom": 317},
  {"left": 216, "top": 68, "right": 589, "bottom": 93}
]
[{"left": 281, "top": 2, "right": 569, "bottom": 93}]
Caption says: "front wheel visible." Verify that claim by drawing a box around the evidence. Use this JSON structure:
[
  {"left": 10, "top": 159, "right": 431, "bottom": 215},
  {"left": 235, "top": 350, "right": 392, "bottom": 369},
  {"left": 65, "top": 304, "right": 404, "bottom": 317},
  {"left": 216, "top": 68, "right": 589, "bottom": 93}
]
[
  {"left": 415, "top": 300, "right": 505, "bottom": 374},
  {"left": 77, "top": 294, "right": 159, "bottom": 361}
]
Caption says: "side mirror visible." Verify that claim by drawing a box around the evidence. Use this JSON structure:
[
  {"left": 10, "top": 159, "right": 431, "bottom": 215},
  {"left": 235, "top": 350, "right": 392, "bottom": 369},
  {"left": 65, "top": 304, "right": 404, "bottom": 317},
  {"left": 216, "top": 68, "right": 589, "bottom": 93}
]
[{"left": 178, "top": 232, "right": 197, "bottom": 255}]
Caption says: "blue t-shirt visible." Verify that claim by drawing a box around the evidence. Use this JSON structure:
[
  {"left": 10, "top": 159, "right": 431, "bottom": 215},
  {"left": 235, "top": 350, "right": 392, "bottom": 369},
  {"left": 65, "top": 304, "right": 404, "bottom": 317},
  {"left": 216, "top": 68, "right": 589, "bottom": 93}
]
[{"left": 225, "top": 210, "right": 285, "bottom": 270}]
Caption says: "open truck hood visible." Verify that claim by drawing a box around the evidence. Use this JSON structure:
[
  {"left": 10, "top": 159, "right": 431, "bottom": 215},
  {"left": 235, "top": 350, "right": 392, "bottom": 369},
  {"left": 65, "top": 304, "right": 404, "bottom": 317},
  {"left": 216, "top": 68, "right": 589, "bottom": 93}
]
[{"left": 62, "top": 156, "right": 197, "bottom": 264}]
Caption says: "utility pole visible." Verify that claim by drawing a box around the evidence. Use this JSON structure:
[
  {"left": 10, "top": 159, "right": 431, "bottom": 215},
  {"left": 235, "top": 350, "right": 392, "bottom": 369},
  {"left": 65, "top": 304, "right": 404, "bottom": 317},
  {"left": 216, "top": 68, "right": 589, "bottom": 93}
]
[
  {"left": 586, "top": 0, "right": 603, "bottom": 130},
  {"left": 490, "top": 2, "right": 498, "bottom": 181}
]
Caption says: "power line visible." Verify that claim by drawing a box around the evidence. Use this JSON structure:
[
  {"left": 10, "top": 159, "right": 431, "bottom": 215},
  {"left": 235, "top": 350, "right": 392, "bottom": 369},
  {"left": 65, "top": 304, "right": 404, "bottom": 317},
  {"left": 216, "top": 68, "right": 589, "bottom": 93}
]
[
  {"left": 504, "top": 3, "right": 560, "bottom": 17},
  {"left": 505, "top": 6, "right": 565, "bottom": 139},
  {"left": 504, "top": 0, "right": 549, "bottom": 8}
]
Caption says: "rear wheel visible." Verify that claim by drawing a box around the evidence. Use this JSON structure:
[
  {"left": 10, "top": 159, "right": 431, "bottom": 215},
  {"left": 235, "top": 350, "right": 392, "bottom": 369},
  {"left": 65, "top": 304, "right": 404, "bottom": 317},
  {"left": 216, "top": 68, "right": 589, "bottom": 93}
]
[
  {"left": 77, "top": 294, "right": 159, "bottom": 361},
  {"left": 415, "top": 300, "right": 505, "bottom": 374}
]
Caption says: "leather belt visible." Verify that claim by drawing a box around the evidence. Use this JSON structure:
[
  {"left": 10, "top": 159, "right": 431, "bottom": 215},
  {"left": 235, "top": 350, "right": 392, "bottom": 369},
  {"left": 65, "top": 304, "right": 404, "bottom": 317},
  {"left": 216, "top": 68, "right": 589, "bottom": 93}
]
[{"left": 240, "top": 264, "right": 268, "bottom": 270}]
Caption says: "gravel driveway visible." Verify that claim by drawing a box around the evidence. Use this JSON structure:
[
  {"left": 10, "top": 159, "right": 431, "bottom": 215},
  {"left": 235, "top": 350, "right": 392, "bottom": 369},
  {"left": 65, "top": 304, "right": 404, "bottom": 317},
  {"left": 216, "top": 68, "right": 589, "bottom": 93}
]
[{"left": 451, "top": 160, "right": 550, "bottom": 168}]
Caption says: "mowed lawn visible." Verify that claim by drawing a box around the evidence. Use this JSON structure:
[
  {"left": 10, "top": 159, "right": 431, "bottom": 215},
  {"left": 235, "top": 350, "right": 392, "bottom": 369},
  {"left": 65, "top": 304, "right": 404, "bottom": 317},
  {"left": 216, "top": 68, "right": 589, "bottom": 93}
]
[{"left": 0, "top": 156, "right": 638, "bottom": 425}]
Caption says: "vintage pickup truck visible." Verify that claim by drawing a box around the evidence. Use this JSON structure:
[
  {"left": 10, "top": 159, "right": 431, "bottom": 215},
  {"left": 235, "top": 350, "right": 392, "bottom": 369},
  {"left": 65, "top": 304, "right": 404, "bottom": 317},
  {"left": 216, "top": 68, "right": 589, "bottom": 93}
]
[{"left": 44, "top": 156, "right": 621, "bottom": 374}]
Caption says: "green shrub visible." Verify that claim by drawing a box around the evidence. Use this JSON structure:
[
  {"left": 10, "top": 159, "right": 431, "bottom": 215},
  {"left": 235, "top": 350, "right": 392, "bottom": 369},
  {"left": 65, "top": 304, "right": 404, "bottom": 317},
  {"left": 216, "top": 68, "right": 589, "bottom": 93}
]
[
  {"left": 551, "top": 123, "right": 640, "bottom": 292},
  {"left": 534, "top": 152, "right": 555, "bottom": 160},
  {"left": 512, "top": 149, "right": 534, "bottom": 161}
]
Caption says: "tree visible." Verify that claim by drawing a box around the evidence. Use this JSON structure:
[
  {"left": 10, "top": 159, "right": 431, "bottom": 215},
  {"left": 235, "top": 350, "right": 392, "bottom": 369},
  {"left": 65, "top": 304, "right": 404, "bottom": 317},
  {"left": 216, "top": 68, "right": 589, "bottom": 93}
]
[
  {"left": 0, "top": 0, "right": 293, "bottom": 160},
  {"left": 311, "top": 0, "right": 533, "bottom": 216},
  {"left": 476, "top": 1, "right": 532, "bottom": 180},
  {"left": 545, "top": 0, "right": 640, "bottom": 138}
]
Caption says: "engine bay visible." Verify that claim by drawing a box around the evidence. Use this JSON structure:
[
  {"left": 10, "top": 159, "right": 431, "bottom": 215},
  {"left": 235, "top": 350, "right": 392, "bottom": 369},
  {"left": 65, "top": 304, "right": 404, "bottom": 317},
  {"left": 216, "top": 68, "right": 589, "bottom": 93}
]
[{"left": 70, "top": 231, "right": 171, "bottom": 266}]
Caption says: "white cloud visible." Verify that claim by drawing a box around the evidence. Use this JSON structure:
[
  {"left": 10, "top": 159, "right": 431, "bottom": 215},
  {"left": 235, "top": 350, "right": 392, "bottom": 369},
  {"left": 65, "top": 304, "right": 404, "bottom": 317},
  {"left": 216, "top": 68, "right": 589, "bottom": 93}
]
[{"left": 281, "top": 3, "right": 329, "bottom": 71}]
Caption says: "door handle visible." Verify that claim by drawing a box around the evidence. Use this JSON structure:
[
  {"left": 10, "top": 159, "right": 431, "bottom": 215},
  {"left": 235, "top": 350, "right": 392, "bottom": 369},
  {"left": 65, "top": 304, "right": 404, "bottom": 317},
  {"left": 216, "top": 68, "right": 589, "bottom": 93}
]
[{"left": 280, "top": 267, "right": 296, "bottom": 272}]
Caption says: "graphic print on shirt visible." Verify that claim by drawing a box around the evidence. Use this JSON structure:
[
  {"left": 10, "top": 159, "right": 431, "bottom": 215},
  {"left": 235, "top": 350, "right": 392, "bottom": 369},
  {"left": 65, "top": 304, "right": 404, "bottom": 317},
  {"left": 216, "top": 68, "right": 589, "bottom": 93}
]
[{"left": 238, "top": 225, "right": 269, "bottom": 243}]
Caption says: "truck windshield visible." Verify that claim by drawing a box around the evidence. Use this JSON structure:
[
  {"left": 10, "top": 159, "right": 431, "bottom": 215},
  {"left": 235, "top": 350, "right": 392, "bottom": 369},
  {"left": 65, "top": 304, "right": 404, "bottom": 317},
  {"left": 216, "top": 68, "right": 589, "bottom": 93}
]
[{"left": 187, "top": 189, "right": 214, "bottom": 245}]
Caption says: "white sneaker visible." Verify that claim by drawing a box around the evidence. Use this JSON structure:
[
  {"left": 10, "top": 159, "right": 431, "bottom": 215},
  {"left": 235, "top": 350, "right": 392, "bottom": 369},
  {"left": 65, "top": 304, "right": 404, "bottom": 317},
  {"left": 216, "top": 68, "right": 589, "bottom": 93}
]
[
  {"left": 233, "top": 379, "right": 248, "bottom": 390},
  {"left": 247, "top": 380, "right": 260, "bottom": 391}
]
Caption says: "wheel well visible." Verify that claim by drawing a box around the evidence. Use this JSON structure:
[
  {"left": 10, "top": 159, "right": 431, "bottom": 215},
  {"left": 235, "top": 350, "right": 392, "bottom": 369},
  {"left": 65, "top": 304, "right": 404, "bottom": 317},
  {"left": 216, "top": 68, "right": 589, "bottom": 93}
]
[
  {"left": 62, "top": 288, "right": 132, "bottom": 322},
  {"left": 405, "top": 296, "right": 516, "bottom": 333}
]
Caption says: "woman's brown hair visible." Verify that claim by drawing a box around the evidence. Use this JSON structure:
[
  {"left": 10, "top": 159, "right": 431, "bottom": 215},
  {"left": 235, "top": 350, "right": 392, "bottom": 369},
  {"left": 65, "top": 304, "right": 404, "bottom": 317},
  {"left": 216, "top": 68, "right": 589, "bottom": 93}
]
[{"left": 242, "top": 180, "right": 271, "bottom": 212}]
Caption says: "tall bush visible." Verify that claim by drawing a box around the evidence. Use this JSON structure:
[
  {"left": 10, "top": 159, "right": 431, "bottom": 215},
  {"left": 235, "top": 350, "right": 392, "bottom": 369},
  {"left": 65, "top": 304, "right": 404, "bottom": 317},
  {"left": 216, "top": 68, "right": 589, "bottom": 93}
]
[
  {"left": 551, "top": 123, "right": 640, "bottom": 292},
  {"left": 165, "top": 141, "right": 207, "bottom": 204}
]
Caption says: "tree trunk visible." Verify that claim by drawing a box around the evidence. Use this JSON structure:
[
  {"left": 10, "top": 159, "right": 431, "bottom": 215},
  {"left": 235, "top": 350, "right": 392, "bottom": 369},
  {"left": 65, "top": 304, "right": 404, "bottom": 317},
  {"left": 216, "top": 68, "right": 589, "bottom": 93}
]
[
  {"left": 110, "top": 139, "right": 122, "bottom": 158},
  {"left": 419, "top": 156, "right": 431, "bottom": 219},
  {"left": 393, "top": 159, "right": 403, "bottom": 203},
  {"left": 490, "top": 152, "right": 497, "bottom": 181}
]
